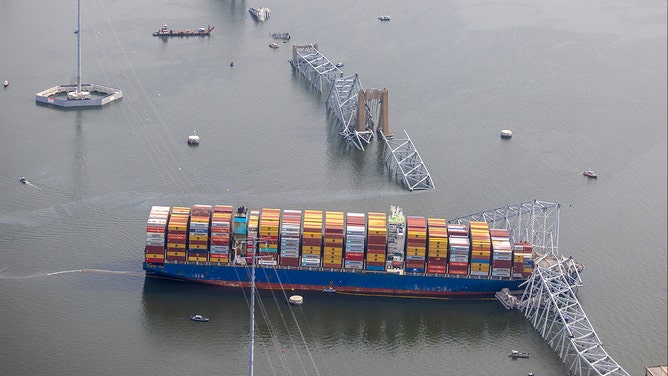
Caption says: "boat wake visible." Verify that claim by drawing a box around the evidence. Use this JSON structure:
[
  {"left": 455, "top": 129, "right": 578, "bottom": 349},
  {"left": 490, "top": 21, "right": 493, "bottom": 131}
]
[{"left": 0, "top": 269, "right": 142, "bottom": 279}]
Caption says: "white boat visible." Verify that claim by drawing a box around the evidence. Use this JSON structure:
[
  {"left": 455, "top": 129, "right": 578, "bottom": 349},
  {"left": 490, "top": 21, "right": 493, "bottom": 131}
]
[
  {"left": 378, "top": 15, "right": 391, "bottom": 21},
  {"left": 500, "top": 129, "right": 513, "bottom": 138},
  {"left": 188, "top": 130, "right": 200, "bottom": 145},
  {"left": 249, "top": 7, "right": 271, "bottom": 22},
  {"left": 190, "top": 314, "right": 209, "bottom": 322},
  {"left": 3, "top": 80, "right": 8, "bottom": 88},
  {"left": 269, "top": 43, "right": 279, "bottom": 49},
  {"left": 335, "top": 62, "right": 344, "bottom": 68}
]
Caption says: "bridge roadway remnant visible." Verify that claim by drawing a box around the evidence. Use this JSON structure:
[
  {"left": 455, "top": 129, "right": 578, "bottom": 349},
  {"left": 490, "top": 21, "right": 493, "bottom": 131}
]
[{"left": 290, "top": 43, "right": 434, "bottom": 191}]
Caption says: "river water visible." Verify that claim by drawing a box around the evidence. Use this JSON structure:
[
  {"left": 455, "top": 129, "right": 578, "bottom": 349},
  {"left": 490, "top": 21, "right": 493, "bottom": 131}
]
[{"left": 0, "top": 0, "right": 666, "bottom": 375}]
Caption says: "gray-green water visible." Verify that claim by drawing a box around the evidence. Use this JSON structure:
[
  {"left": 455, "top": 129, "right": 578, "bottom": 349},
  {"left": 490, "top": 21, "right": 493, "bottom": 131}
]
[{"left": 1, "top": 0, "right": 666, "bottom": 375}]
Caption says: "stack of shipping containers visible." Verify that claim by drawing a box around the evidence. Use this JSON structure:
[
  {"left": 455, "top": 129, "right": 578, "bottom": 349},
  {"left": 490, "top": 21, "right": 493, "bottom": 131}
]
[
  {"left": 258, "top": 208, "right": 280, "bottom": 266},
  {"left": 426, "top": 218, "right": 448, "bottom": 274},
  {"left": 344, "top": 212, "right": 365, "bottom": 270},
  {"left": 469, "top": 221, "right": 491, "bottom": 276},
  {"left": 490, "top": 229, "right": 512, "bottom": 277},
  {"left": 245, "top": 209, "right": 260, "bottom": 263},
  {"left": 145, "top": 206, "right": 169, "bottom": 263},
  {"left": 210, "top": 205, "right": 232, "bottom": 263},
  {"left": 447, "top": 223, "right": 470, "bottom": 275},
  {"left": 301, "top": 210, "right": 323, "bottom": 267},
  {"left": 166, "top": 206, "right": 190, "bottom": 262},
  {"left": 188, "top": 205, "right": 211, "bottom": 263},
  {"left": 406, "top": 216, "right": 427, "bottom": 272},
  {"left": 512, "top": 240, "right": 534, "bottom": 278},
  {"left": 279, "top": 210, "right": 301, "bottom": 267},
  {"left": 323, "top": 211, "right": 344, "bottom": 268},
  {"left": 366, "top": 212, "right": 387, "bottom": 271}
]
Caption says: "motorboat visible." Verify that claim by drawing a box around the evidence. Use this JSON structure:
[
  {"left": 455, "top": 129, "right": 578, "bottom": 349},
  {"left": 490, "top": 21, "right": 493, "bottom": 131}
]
[
  {"left": 583, "top": 170, "right": 597, "bottom": 178},
  {"left": 288, "top": 295, "right": 303, "bottom": 305},
  {"left": 3, "top": 80, "right": 8, "bottom": 88},
  {"left": 335, "top": 62, "right": 344, "bottom": 68},
  {"left": 188, "top": 130, "right": 200, "bottom": 145},
  {"left": 509, "top": 350, "right": 530, "bottom": 359},
  {"left": 190, "top": 314, "right": 209, "bottom": 322},
  {"left": 500, "top": 129, "right": 513, "bottom": 138},
  {"left": 19, "top": 177, "right": 26, "bottom": 184},
  {"left": 378, "top": 15, "right": 391, "bottom": 21},
  {"left": 269, "top": 43, "right": 279, "bottom": 49}
]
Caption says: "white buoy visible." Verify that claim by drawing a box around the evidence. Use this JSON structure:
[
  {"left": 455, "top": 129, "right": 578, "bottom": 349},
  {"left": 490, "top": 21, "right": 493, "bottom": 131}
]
[
  {"left": 500, "top": 129, "right": 513, "bottom": 138},
  {"left": 289, "top": 295, "right": 303, "bottom": 306}
]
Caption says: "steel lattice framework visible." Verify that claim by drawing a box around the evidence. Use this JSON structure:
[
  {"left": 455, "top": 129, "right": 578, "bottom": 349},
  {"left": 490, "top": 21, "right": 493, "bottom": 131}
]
[
  {"left": 326, "top": 74, "right": 373, "bottom": 150},
  {"left": 290, "top": 44, "right": 342, "bottom": 93},
  {"left": 452, "top": 200, "right": 628, "bottom": 376},
  {"left": 381, "top": 130, "right": 434, "bottom": 191}
]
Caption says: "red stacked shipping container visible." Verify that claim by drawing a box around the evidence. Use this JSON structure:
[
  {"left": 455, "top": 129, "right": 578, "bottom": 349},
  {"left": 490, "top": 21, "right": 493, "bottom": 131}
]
[
  {"left": 323, "top": 211, "right": 344, "bottom": 268},
  {"left": 188, "top": 205, "right": 212, "bottom": 263},
  {"left": 344, "top": 212, "right": 365, "bottom": 269},
  {"left": 406, "top": 216, "right": 427, "bottom": 272},
  {"left": 210, "top": 205, "right": 232, "bottom": 263},
  {"left": 490, "top": 228, "right": 512, "bottom": 277},
  {"left": 513, "top": 240, "right": 534, "bottom": 277},
  {"left": 145, "top": 206, "right": 170, "bottom": 263},
  {"left": 447, "top": 223, "right": 470, "bottom": 275}
]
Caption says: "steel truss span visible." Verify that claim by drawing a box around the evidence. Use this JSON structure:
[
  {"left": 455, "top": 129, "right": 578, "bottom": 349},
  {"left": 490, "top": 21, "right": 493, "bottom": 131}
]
[{"left": 455, "top": 200, "right": 629, "bottom": 376}]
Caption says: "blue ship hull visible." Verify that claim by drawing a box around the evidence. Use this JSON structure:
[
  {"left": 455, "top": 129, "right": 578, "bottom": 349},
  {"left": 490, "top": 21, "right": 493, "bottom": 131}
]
[{"left": 143, "top": 262, "right": 525, "bottom": 298}]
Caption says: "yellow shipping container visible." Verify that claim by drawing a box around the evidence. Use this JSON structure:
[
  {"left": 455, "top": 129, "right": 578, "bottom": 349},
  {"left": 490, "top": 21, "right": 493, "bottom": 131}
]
[
  {"left": 303, "top": 231, "right": 321, "bottom": 238},
  {"left": 167, "top": 242, "right": 186, "bottom": 249},
  {"left": 470, "top": 263, "right": 490, "bottom": 270},
  {"left": 302, "top": 245, "right": 322, "bottom": 253},
  {"left": 188, "top": 256, "right": 208, "bottom": 262},
  {"left": 166, "top": 251, "right": 186, "bottom": 257},
  {"left": 145, "top": 253, "right": 165, "bottom": 260},
  {"left": 324, "top": 237, "right": 343, "bottom": 245},
  {"left": 471, "top": 250, "right": 490, "bottom": 257},
  {"left": 189, "top": 235, "right": 208, "bottom": 242},
  {"left": 188, "top": 244, "right": 208, "bottom": 250},
  {"left": 323, "top": 250, "right": 343, "bottom": 257},
  {"left": 367, "top": 255, "right": 386, "bottom": 262}
]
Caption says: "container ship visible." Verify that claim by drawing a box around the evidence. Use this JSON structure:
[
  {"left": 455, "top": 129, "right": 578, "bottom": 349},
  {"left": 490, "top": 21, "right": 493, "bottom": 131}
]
[{"left": 143, "top": 205, "right": 535, "bottom": 298}]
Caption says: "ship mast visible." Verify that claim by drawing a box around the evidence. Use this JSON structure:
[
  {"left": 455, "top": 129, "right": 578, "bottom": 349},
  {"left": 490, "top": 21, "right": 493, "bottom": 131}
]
[
  {"left": 76, "top": 0, "right": 81, "bottom": 94},
  {"left": 248, "top": 240, "right": 255, "bottom": 376}
]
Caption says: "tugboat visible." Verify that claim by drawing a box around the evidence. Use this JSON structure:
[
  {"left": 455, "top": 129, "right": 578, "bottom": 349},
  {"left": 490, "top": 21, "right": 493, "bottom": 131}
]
[
  {"left": 583, "top": 170, "right": 597, "bottom": 179},
  {"left": 190, "top": 314, "right": 209, "bottom": 322},
  {"left": 187, "top": 130, "right": 200, "bottom": 145}
]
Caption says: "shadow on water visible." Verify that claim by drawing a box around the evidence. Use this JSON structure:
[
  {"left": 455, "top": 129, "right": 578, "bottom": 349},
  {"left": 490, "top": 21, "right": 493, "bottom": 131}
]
[{"left": 141, "top": 276, "right": 529, "bottom": 349}]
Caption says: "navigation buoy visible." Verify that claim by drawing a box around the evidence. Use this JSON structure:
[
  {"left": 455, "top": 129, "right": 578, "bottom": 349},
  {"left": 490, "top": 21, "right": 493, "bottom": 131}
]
[{"left": 289, "top": 295, "right": 303, "bottom": 306}]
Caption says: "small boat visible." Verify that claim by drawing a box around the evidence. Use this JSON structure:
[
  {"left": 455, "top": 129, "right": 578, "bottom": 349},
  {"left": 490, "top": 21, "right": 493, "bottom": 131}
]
[
  {"left": 500, "top": 129, "right": 513, "bottom": 138},
  {"left": 583, "top": 170, "right": 597, "bottom": 178},
  {"left": 19, "top": 177, "right": 26, "bottom": 184},
  {"left": 335, "top": 62, "right": 344, "bottom": 68},
  {"left": 3, "top": 80, "right": 8, "bottom": 88},
  {"left": 269, "top": 43, "right": 279, "bottom": 49},
  {"left": 378, "top": 15, "right": 391, "bottom": 21},
  {"left": 509, "top": 350, "right": 530, "bottom": 359},
  {"left": 190, "top": 314, "right": 209, "bottom": 322},
  {"left": 270, "top": 32, "right": 291, "bottom": 40},
  {"left": 188, "top": 130, "right": 200, "bottom": 145},
  {"left": 288, "top": 295, "right": 303, "bottom": 305},
  {"left": 153, "top": 24, "right": 214, "bottom": 37},
  {"left": 249, "top": 7, "right": 271, "bottom": 22}
]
